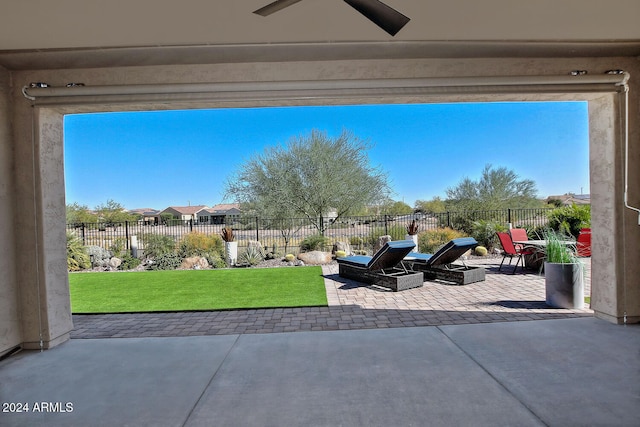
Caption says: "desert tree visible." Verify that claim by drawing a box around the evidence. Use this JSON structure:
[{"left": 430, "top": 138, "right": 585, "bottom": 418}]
[
  {"left": 225, "top": 129, "right": 391, "bottom": 234},
  {"left": 445, "top": 164, "right": 541, "bottom": 211}
]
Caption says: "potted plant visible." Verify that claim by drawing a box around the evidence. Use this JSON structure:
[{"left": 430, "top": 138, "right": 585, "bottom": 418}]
[
  {"left": 221, "top": 226, "right": 238, "bottom": 266},
  {"left": 543, "top": 230, "right": 584, "bottom": 309},
  {"left": 405, "top": 219, "right": 420, "bottom": 251}
]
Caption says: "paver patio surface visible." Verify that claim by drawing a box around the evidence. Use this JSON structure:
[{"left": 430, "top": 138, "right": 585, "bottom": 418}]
[{"left": 71, "top": 258, "right": 592, "bottom": 339}]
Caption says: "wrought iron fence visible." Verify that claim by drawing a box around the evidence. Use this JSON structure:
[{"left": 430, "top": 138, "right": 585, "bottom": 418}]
[{"left": 66, "top": 208, "right": 553, "bottom": 257}]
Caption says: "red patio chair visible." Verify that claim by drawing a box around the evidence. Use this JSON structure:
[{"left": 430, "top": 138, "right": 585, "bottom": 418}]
[
  {"left": 496, "top": 232, "right": 537, "bottom": 274},
  {"left": 509, "top": 228, "right": 528, "bottom": 250},
  {"left": 577, "top": 228, "right": 591, "bottom": 257}
]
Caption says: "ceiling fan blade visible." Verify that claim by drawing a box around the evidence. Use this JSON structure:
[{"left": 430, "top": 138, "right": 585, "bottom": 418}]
[
  {"left": 343, "top": 0, "right": 410, "bottom": 36},
  {"left": 253, "top": 0, "right": 304, "bottom": 16}
]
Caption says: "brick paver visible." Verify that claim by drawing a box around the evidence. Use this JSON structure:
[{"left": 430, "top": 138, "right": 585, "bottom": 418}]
[{"left": 71, "top": 258, "right": 593, "bottom": 339}]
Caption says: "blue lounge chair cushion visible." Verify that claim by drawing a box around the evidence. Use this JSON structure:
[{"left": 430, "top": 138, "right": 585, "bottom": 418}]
[
  {"left": 405, "top": 237, "right": 478, "bottom": 267},
  {"left": 337, "top": 240, "right": 416, "bottom": 271}
]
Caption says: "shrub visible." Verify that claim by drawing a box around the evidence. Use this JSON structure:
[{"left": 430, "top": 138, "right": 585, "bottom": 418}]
[
  {"left": 349, "top": 236, "right": 366, "bottom": 251},
  {"left": 238, "top": 245, "right": 265, "bottom": 266},
  {"left": 148, "top": 253, "right": 182, "bottom": 270},
  {"left": 142, "top": 233, "right": 176, "bottom": 258},
  {"left": 205, "top": 252, "right": 228, "bottom": 269},
  {"left": 284, "top": 254, "right": 296, "bottom": 262},
  {"left": 300, "top": 235, "right": 329, "bottom": 252},
  {"left": 474, "top": 246, "right": 488, "bottom": 256},
  {"left": 67, "top": 232, "right": 90, "bottom": 271},
  {"left": 417, "top": 228, "right": 467, "bottom": 253},
  {"left": 548, "top": 204, "right": 591, "bottom": 238},
  {"left": 335, "top": 250, "right": 347, "bottom": 258},
  {"left": 471, "top": 220, "right": 507, "bottom": 251},
  {"left": 178, "top": 232, "right": 224, "bottom": 259},
  {"left": 109, "top": 237, "right": 127, "bottom": 257},
  {"left": 367, "top": 224, "right": 406, "bottom": 245},
  {"left": 118, "top": 253, "right": 141, "bottom": 270}
]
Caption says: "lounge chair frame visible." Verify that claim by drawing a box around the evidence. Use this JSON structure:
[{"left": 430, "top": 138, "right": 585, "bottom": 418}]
[
  {"left": 406, "top": 238, "right": 485, "bottom": 285},
  {"left": 337, "top": 241, "right": 424, "bottom": 291}
]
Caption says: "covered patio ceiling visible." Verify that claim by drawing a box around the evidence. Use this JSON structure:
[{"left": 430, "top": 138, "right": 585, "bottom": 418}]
[{"left": 0, "top": 0, "right": 639, "bottom": 70}]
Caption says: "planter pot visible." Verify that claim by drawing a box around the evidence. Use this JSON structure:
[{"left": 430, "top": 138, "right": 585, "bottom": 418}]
[
  {"left": 225, "top": 241, "right": 238, "bottom": 266},
  {"left": 405, "top": 234, "right": 419, "bottom": 251},
  {"left": 544, "top": 262, "right": 584, "bottom": 309}
]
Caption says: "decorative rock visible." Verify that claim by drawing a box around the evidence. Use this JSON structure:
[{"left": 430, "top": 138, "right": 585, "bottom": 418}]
[
  {"left": 373, "top": 235, "right": 392, "bottom": 253},
  {"left": 180, "top": 256, "right": 210, "bottom": 270},
  {"left": 108, "top": 257, "right": 122, "bottom": 269},
  {"left": 332, "top": 241, "right": 352, "bottom": 256},
  {"left": 87, "top": 245, "right": 111, "bottom": 267},
  {"left": 297, "top": 251, "right": 333, "bottom": 265}
]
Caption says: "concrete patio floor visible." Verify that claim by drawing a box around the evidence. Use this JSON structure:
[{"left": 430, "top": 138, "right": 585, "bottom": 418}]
[
  {"left": 2, "top": 318, "right": 639, "bottom": 426},
  {"left": 3, "top": 258, "right": 639, "bottom": 426}
]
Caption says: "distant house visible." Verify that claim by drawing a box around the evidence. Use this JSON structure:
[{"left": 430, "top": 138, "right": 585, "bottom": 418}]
[
  {"left": 546, "top": 194, "right": 591, "bottom": 206},
  {"left": 160, "top": 205, "right": 208, "bottom": 223},
  {"left": 197, "top": 203, "right": 241, "bottom": 225},
  {"left": 129, "top": 208, "right": 160, "bottom": 225}
]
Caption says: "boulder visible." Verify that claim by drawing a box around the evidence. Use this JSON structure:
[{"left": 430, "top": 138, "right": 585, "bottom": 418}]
[
  {"left": 108, "top": 257, "right": 122, "bottom": 269},
  {"left": 373, "top": 235, "right": 392, "bottom": 253},
  {"left": 297, "top": 251, "right": 333, "bottom": 265},
  {"left": 332, "top": 241, "right": 352, "bottom": 256},
  {"left": 181, "top": 256, "right": 210, "bottom": 270}
]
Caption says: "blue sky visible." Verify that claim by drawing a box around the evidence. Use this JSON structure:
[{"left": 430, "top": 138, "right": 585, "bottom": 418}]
[{"left": 63, "top": 101, "right": 589, "bottom": 210}]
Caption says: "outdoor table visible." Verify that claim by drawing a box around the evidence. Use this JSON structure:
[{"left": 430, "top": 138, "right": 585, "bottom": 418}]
[{"left": 513, "top": 239, "right": 576, "bottom": 247}]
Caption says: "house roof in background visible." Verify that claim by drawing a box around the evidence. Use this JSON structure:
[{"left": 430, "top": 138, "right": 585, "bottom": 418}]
[{"left": 162, "top": 205, "right": 208, "bottom": 215}]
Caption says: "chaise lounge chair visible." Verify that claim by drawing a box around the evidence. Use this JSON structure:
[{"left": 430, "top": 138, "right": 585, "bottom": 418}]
[
  {"left": 337, "top": 240, "right": 424, "bottom": 291},
  {"left": 404, "top": 237, "right": 485, "bottom": 285}
]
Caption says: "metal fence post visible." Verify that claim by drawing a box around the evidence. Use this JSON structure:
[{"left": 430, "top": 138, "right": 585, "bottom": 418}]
[
  {"left": 125, "top": 221, "right": 130, "bottom": 250},
  {"left": 81, "top": 223, "right": 86, "bottom": 245},
  {"left": 189, "top": 219, "right": 193, "bottom": 232},
  {"left": 256, "top": 217, "right": 260, "bottom": 242},
  {"left": 384, "top": 215, "right": 389, "bottom": 235}
]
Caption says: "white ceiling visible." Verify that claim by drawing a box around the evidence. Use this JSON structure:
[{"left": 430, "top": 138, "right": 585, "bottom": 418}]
[{"left": 1, "top": 0, "right": 639, "bottom": 70}]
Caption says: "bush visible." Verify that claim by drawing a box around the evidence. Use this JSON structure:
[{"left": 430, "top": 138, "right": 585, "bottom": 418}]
[
  {"left": 142, "top": 233, "right": 176, "bottom": 258},
  {"left": 335, "top": 250, "right": 347, "bottom": 258},
  {"left": 205, "top": 252, "right": 228, "bottom": 269},
  {"left": 118, "top": 253, "right": 141, "bottom": 270},
  {"left": 148, "top": 253, "right": 182, "bottom": 270},
  {"left": 548, "top": 204, "right": 591, "bottom": 238},
  {"left": 109, "top": 237, "right": 127, "bottom": 257},
  {"left": 349, "top": 236, "right": 366, "bottom": 251},
  {"left": 475, "top": 246, "right": 488, "bottom": 256},
  {"left": 67, "top": 232, "right": 90, "bottom": 271},
  {"left": 417, "top": 228, "right": 467, "bottom": 253},
  {"left": 238, "top": 245, "right": 265, "bottom": 266},
  {"left": 284, "top": 254, "right": 296, "bottom": 262},
  {"left": 178, "top": 232, "right": 224, "bottom": 259},
  {"left": 367, "top": 224, "right": 406, "bottom": 246},
  {"left": 300, "top": 235, "right": 329, "bottom": 252},
  {"left": 471, "top": 220, "right": 507, "bottom": 251}
]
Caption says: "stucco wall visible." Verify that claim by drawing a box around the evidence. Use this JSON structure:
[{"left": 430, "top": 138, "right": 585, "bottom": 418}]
[
  {"left": 5, "top": 55, "right": 640, "bottom": 350},
  {"left": 0, "top": 65, "right": 20, "bottom": 356}
]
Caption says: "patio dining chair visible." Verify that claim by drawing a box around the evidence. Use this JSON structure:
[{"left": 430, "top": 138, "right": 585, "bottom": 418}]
[
  {"left": 577, "top": 228, "right": 591, "bottom": 257},
  {"left": 509, "top": 228, "right": 528, "bottom": 250},
  {"left": 496, "top": 232, "right": 537, "bottom": 274}
]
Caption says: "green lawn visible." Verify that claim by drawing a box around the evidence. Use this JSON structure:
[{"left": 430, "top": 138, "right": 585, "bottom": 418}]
[{"left": 69, "top": 267, "right": 328, "bottom": 314}]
